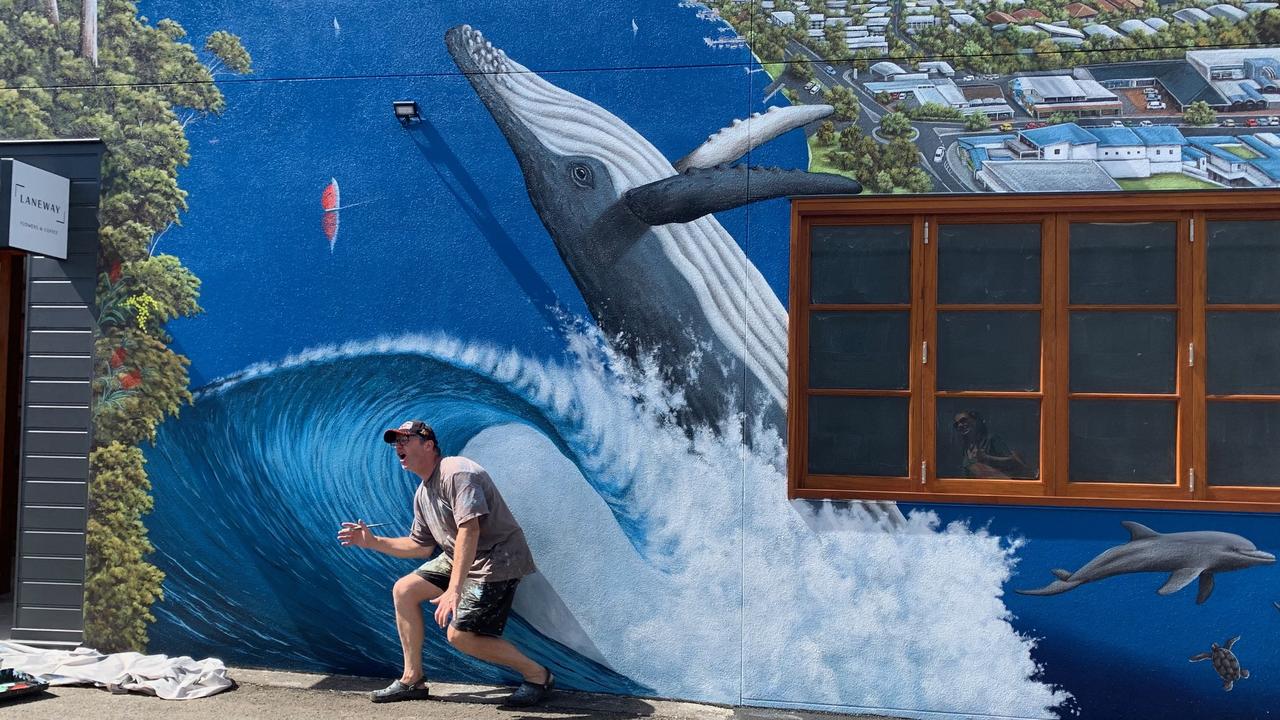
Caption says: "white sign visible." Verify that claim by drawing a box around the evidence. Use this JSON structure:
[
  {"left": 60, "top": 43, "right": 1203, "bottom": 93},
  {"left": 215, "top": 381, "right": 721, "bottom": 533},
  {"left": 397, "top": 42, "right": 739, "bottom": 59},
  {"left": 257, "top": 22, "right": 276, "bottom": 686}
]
[{"left": 3, "top": 159, "right": 70, "bottom": 259}]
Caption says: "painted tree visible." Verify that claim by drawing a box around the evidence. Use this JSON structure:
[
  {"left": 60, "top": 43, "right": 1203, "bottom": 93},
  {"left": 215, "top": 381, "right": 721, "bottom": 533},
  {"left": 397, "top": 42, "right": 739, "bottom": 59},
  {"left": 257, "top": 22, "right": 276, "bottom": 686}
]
[
  {"left": 81, "top": 0, "right": 96, "bottom": 66},
  {"left": 880, "top": 110, "right": 913, "bottom": 138},
  {"left": 1184, "top": 100, "right": 1217, "bottom": 127},
  {"left": 964, "top": 112, "right": 991, "bottom": 131},
  {"left": 0, "top": 0, "right": 250, "bottom": 652},
  {"left": 824, "top": 84, "right": 859, "bottom": 121}
]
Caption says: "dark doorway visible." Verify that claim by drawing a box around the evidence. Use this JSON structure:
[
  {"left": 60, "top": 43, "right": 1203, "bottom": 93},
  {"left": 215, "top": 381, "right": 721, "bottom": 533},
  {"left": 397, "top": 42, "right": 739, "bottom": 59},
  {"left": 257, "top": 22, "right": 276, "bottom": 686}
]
[{"left": 0, "top": 251, "right": 24, "bottom": 605}]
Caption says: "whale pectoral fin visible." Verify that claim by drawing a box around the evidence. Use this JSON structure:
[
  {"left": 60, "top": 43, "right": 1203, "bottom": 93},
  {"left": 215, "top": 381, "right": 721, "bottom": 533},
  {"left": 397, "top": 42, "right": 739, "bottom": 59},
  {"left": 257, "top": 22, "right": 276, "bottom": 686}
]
[
  {"left": 1121, "top": 520, "right": 1160, "bottom": 541},
  {"left": 674, "top": 105, "right": 836, "bottom": 172},
  {"left": 1051, "top": 568, "right": 1072, "bottom": 581},
  {"left": 624, "top": 166, "right": 861, "bottom": 226},
  {"left": 1197, "top": 572, "right": 1216, "bottom": 604},
  {"left": 1158, "top": 567, "right": 1203, "bottom": 596}
]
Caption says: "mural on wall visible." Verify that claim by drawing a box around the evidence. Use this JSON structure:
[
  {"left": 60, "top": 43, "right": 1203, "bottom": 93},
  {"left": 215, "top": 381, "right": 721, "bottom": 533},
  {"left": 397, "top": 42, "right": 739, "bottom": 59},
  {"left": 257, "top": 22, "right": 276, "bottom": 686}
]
[
  {"left": 1191, "top": 635, "right": 1251, "bottom": 691},
  {"left": 707, "top": 0, "right": 1280, "bottom": 193},
  {"left": 0, "top": 0, "right": 250, "bottom": 653},
  {"left": 8, "top": 1, "right": 1280, "bottom": 719},
  {"left": 1017, "top": 521, "right": 1276, "bottom": 603}
]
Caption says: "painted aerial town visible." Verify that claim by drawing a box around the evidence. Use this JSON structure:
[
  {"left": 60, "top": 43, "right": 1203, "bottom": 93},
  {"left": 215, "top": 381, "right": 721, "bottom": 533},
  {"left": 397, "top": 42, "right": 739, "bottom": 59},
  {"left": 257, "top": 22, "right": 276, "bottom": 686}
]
[{"left": 698, "top": 0, "right": 1280, "bottom": 191}]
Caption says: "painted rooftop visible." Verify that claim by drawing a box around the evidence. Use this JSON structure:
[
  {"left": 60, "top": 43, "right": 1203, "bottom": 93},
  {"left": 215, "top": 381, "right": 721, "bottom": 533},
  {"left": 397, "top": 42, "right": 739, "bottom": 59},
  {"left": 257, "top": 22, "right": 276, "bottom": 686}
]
[{"left": 1020, "top": 123, "right": 1103, "bottom": 146}]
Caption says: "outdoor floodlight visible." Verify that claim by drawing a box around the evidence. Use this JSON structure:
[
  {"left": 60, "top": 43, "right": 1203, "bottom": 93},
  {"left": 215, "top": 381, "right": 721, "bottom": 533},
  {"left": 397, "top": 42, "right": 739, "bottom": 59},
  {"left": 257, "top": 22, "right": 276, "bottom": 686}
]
[{"left": 393, "top": 100, "right": 421, "bottom": 124}]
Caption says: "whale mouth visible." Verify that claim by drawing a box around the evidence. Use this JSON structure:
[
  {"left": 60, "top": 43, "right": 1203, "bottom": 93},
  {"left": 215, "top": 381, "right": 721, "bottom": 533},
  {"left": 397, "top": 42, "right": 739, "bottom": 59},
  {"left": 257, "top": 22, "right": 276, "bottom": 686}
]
[{"left": 445, "top": 24, "right": 513, "bottom": 76}]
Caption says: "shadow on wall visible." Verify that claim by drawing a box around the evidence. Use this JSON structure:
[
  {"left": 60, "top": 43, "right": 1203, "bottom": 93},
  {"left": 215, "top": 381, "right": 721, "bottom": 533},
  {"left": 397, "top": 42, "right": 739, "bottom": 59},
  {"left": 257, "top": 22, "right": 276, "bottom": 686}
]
[{"left": 409, "top": 120, "right": 568, "bottom": 334}]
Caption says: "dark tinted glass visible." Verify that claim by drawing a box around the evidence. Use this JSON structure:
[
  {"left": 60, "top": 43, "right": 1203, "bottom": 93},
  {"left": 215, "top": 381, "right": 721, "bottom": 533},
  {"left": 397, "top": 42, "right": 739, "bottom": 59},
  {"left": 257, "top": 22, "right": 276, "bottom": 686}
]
[
  {"left": 1208, "top": 402, "right": 1280, "bottom": 486},
  {"left": 809, "top": 311, "right": 910, "bottom": 389},
  {"left": 1207, "top": 220, "right": 1280, "bottom": 304},
  {"left": 1069, "top": 400, "right": 1177, "bottom": 483},
  {"left": 1070, "top": 222, "right": 1176, "bottom": 305},
  {"left": 1070, "top": 311, "right": 1177, "bottom": 393},
  {"left": 936, "top": 312, "right": 1040, "bottom": 391},
  {"left": 1207, "top": 312, "right": 1280, "bottom": 395},
  {"left": 936, "top": 398, "right": 1040, "bottom": 480},
  {"left": 937, "top": 223, "right": 1041, "bottom": 304},
  {"left": 808, "top": 396, "right": 909, "bottom": 476},
  {"left": 811, "top": 225, "right": 911, "bottom": 304}
]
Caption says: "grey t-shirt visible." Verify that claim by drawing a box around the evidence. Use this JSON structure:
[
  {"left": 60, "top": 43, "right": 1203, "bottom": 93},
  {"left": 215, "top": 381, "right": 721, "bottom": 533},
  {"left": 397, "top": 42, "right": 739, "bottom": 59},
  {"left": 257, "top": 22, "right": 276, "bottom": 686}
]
[{"left": 409, "top": 456, "right": 536, "bottom": 583}]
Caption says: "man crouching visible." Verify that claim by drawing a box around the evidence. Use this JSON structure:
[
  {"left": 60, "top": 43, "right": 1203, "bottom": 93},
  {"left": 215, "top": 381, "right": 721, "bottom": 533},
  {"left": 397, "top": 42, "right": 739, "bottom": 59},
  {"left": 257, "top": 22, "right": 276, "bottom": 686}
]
[{"left": 337, "top": 420, "right": 553, "bottom": 706}]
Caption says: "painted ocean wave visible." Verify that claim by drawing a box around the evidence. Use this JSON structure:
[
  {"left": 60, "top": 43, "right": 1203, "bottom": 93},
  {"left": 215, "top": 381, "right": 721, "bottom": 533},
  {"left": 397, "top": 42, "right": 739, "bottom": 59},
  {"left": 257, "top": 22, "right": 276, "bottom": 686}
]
[{"left": 144, "top": 330, "right": 1068, "bottom": 715}]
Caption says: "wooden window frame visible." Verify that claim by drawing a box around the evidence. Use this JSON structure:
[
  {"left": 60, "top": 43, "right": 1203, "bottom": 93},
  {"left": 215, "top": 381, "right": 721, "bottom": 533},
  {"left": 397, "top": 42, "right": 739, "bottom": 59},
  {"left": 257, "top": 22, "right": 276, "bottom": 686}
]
[{"left": 789, "top": 190, "right": 1280, "bottom": 512}]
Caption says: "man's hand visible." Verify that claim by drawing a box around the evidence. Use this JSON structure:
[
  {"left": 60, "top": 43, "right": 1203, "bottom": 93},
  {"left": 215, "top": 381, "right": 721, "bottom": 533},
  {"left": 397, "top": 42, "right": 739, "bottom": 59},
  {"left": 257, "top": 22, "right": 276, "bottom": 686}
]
[
  {"left": 431, "top": 588, "right": 461, "bottom": 628},
  {"left": 337, "top": 521, "right": 372, "bottom": 548}
]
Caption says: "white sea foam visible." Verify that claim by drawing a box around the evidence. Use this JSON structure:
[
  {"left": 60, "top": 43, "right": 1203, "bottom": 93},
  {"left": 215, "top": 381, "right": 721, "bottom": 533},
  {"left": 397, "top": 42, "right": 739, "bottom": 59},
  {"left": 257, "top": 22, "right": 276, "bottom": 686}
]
[{"left": 206, "top": 329, "right": 1069, "bottom": 717}]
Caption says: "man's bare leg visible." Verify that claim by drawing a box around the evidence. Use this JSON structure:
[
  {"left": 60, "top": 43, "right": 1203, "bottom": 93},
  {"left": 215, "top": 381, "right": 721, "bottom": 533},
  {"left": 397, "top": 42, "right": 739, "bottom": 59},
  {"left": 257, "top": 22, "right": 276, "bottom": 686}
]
[
  {"left": 446, "top": 627, "right": 548, "bottom": 683},
  {"left": 391, "top": 574, "right": 444, "bottom": 684}
]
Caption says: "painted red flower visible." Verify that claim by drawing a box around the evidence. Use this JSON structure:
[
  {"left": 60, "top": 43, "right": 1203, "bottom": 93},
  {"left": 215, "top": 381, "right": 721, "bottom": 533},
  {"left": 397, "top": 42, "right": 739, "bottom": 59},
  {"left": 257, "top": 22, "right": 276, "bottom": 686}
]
[
  {"left": 108, "top": 261, "right": 122, "bottom": 283},
  {"left": 119, "top": 370, "right": 142, "bottom": 390},
  {"left": 109, "top": 347, "right": 127, "bottom": 369}
]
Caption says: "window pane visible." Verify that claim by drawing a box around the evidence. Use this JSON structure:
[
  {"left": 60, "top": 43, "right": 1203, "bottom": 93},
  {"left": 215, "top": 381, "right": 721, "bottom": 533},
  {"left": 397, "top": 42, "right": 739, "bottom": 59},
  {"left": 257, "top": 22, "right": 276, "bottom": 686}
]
[
  {"left": 1207, "top": 312, "right": 1280, "bottom": 395},
  {"left": 936, "top": 399, "right": 1039, "bottom": 480},
  {"left": 1208, "top": 402, "right": 1280, "bottom": 486},
  {"left": 811, "top": 225, "right": 911, "bottom": 304},
  {"left": 938, "top": 223, "right": 1041, "bottom": 304},
  {"left": 1070, "top": 311, "right": 1177, "bottom": 394},
  {"left": 937, "top": 311, "right": 1040, "bottom": 391},
  {"left": 809, "top": 311, "right": 910, "bottom": 389},
  {"left": 808, "top": 396, "right": 909, "bottom": 477},
  {"left": 1207, "top": 220, "right": 1280, "bottom": 304},
  {"left": 1070, "top": 222, "right": 1176, "bottom": 305},
  {"left": 1069, "top": 400, "right": 1177, "bottom": 484}
]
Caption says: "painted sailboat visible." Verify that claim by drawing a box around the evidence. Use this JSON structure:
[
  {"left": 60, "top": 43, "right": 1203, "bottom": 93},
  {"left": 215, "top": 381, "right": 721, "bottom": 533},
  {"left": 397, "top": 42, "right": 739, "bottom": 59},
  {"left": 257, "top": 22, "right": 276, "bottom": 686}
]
[{"left": 321, "top": 177, "right": 340, "bottom": 251}]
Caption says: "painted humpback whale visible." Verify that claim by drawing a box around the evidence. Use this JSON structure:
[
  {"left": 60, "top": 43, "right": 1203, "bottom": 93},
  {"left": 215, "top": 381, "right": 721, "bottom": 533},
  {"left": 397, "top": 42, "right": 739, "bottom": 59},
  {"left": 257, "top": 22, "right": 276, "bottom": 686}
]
[
  {"left": 445, "top": 26, "right": 905, "bottom": 528},
  {"left": 1016, "top": 521, "right": 1275, "bottom": 604},
  {"left": 444, "top": 24, "right": 857, "bottom": 441}
]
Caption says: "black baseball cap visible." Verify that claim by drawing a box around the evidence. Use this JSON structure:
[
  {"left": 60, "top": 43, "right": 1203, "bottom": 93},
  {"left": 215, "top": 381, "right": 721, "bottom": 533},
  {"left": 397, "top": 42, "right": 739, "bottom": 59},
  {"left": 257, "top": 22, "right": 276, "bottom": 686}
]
[{"left": 382, "top": 420, "right": 436, "bottom": 444}]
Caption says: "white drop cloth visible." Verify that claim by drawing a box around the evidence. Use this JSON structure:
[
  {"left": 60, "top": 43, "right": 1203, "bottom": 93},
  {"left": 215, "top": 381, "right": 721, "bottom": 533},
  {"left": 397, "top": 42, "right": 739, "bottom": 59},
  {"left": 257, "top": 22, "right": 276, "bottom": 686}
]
[{"left": 0, "top": 641, "right": 233, "bottom": 699}]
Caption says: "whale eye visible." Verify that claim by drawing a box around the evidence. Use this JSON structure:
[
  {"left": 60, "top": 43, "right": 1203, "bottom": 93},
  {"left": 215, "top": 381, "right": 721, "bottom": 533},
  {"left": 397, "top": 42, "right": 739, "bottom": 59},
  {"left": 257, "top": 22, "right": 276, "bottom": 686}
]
[{"left": 569, "top": 163, "right": 594, "bottom": 189}]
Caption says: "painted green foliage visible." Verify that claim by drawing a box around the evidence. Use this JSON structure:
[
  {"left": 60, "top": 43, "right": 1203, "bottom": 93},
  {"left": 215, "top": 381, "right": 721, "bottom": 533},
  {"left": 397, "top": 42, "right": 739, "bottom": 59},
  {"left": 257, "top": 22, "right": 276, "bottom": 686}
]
[{"left": 0, "top": 0, "right": 250, "bottom": 652}]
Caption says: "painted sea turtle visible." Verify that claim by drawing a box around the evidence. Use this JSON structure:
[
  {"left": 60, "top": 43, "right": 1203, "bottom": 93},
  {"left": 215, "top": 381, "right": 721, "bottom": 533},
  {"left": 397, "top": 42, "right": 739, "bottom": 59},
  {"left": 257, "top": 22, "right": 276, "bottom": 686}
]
[{"left": 1190, "top": 635, "right": 1250, "bottom": 691}]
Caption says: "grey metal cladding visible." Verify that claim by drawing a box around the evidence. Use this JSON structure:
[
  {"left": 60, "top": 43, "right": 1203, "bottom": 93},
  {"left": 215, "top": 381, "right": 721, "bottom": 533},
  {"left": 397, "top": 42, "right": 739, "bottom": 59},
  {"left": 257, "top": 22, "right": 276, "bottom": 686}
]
[
  {"left": 26, "top": 404, "right": 91, "bottom": 430},
  {"left": 26, "top": 330, "right": 93, "bottom": 354},
  {"left": 28, "top": 306, "right": 95, "bottom": 329},
  {"left": 24, "top": 429, "right": 91, "bottom": 455},
  {"left": 4, "top": 139, "right": 105, "bottom": 646},
  {"left": 21, "top": 505, "right": 89, "bottom": 531},
  {"left": 25, "top": 355, "right": 94, "bottom": 381},
  {"left": 30, "top": 278, "right": 96, "bottom": 304},
  {"left": 21, "top": 530, "right": 86, "bottom": 557},
  {"left": 24, "top": 379, "right": 91, "bottom": 405},
  {"left": 29, "top": 251, "right": 96, "bottom": 280},
  {"left": 23, "top": 455, "right": 89, "bottom": 479},
  {"left": 18, "top": 581, "right": 83, "bottom": 607},
  {"left": 18, "top": 556, "right": 85, "bottom": 582},
  {"left": 18, "top": 607, "right": 84, "bottom": 631},
  {"left": 7, "top": 628, "right": 83, "bottom": 645},
  {"left": 22, "top": 481, "right": 87, "bottom": 505}
]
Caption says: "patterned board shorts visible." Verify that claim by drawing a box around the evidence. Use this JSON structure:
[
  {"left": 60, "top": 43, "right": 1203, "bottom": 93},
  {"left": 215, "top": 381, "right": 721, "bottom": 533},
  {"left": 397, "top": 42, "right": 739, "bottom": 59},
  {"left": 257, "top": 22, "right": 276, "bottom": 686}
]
[{"left": 414, "top": 555, "right": 521, "bottom": 637}]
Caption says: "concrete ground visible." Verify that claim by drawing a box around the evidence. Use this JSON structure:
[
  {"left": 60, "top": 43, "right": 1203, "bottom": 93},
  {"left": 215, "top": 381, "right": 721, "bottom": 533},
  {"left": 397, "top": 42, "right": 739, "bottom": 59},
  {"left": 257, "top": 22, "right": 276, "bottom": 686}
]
[{"left": 1, "top": 667, "right": 902, "bottom": 720}]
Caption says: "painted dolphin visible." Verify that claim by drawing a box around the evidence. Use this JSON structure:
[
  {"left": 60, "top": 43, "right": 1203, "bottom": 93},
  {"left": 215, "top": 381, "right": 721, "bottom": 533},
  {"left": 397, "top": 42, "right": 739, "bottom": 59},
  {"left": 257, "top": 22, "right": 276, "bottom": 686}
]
[
  {"left": 444, "top": 25, "right": 860, "bottom": 440},
  {"left": 1016, "top": 521, "right": 1276, "bottom": 604}
]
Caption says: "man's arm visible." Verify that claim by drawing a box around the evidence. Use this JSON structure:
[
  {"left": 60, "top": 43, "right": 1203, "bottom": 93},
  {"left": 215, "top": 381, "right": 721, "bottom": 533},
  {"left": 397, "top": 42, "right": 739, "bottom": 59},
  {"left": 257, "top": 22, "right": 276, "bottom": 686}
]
[
  {"left": 431, "top": 518, "right": 479, "bottom": 627},
  {"left": 338, "top": 522, "right": 435, "bottom": 558}
]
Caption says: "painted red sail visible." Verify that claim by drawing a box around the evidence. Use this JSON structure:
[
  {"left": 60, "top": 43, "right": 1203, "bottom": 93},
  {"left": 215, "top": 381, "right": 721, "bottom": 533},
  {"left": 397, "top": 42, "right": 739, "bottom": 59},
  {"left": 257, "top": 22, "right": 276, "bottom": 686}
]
[{"left": 321, "top": 177, "right": 340, "bottom": 251}]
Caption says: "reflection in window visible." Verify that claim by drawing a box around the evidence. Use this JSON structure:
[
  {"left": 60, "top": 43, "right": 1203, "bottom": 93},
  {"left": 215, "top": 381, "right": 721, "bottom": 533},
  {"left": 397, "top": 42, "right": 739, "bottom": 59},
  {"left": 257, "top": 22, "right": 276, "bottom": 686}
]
[{"left": 937, "top": 399, "right": 1039, "bottom": 480}]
